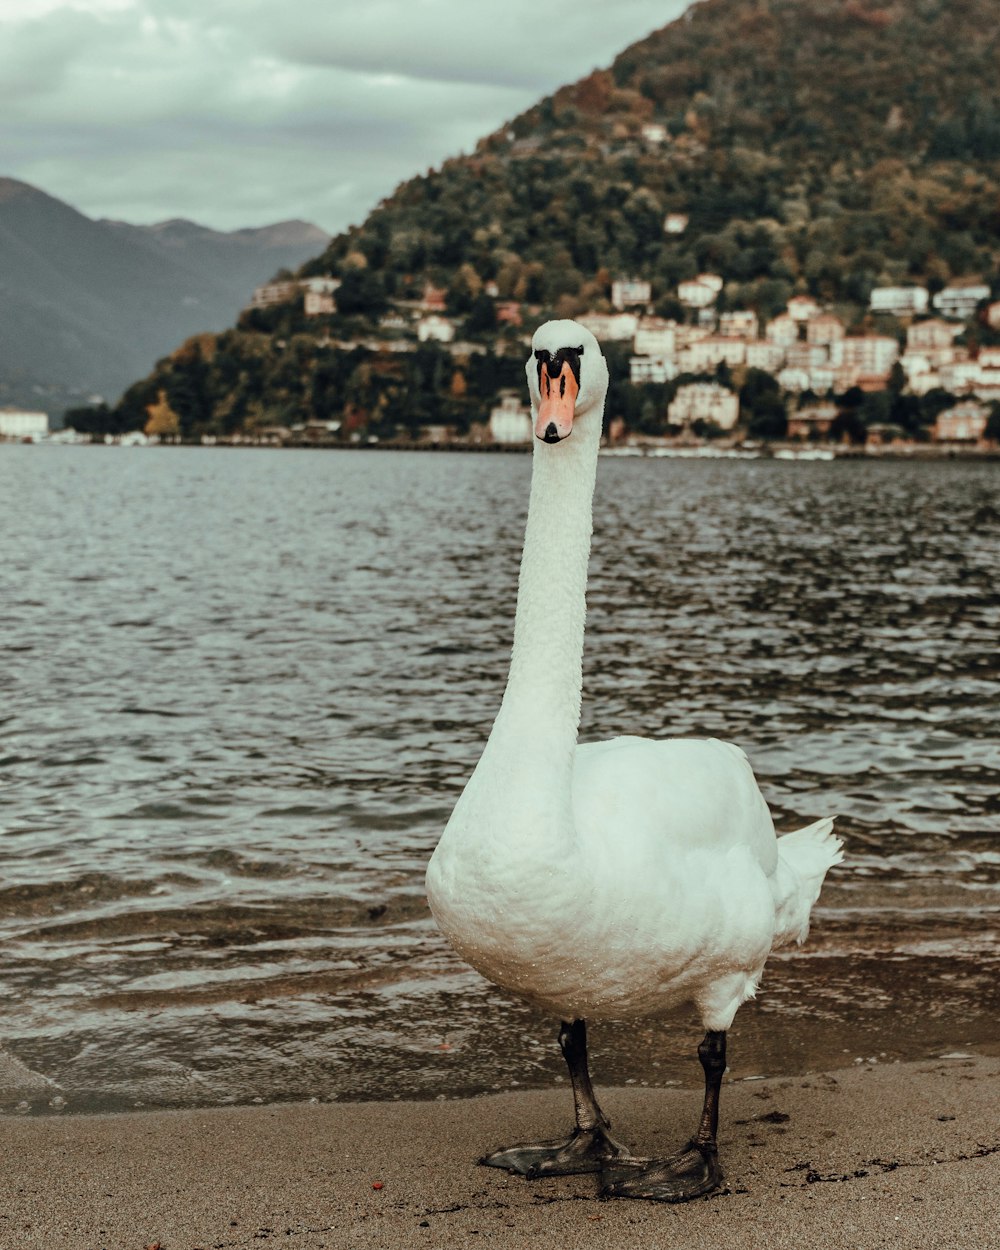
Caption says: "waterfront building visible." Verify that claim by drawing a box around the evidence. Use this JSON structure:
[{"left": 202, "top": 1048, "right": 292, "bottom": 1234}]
[
  {"left": 933, "top": 400, "right": 990, "bottom": 442},
  {"left": 787, "top": 404, "right": 838, "bottom": 439},
  {"left": 0, "top": 408, "right": 49, "bottom": 439},
  {"left": 667, "top": 382, "right": 739, "bottom": 430},
  {"left": 489, "top": 391, "right": 532, "bottom": 443}
]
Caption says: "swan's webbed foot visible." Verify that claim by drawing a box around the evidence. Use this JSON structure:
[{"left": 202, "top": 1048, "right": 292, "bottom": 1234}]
[
  {"left": 481, "top": 1123, "right": 630, "bottom": 1177},
  {"left": 600, "top": 1140, "right": 723, "bottom": 1202}
]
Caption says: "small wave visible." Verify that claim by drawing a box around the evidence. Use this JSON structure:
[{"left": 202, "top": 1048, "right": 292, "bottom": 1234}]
[{"left": 89, "top": 961, "right": 435, "bottom": 1011}]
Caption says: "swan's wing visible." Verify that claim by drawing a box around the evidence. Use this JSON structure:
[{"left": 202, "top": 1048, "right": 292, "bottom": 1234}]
[{"left": 571, "top": 735, "right": 778, "bottom": 873}]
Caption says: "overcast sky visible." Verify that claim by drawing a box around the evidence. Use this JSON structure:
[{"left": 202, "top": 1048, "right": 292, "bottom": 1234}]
[{"left": 0, "top": 0, "right": 691, "bottom": 236}]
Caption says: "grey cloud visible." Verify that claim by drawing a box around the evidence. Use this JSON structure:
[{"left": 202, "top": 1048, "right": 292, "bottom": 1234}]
[{"left": 246, "top": 0, "right": 687, "bottom": 89}]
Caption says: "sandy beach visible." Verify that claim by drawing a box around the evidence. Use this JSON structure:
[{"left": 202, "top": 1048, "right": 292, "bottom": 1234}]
[{"left": 3, "top": 1052, "right": 997, "bottom": 1250}]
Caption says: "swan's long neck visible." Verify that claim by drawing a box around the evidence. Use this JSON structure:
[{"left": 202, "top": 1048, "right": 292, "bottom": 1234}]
[{"left": 478, "top": 423, "right": 600, "bottom": 803}]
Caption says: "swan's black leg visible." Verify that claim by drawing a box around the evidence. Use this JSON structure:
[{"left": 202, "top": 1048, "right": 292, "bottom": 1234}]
[
  {"left": 481, "top": 1019, "right": 630, "bottom": 1177},
  {"left": 600, "top": 1030, "right": 726, "bottom": 1202}
]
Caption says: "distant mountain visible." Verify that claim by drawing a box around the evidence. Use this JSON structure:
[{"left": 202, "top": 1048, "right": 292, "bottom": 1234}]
[{"left": 0, "top": 178, "right": 329, "bottom": 414}]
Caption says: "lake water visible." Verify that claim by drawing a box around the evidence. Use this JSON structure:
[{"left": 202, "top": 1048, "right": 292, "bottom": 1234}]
[{"left": 1, "top": 445, "right": 998, "bottom": 1114}]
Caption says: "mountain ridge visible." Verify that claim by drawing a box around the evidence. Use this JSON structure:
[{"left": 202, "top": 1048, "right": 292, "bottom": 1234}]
[{"left": 0, "top": 177, "right": 330, "bottom": 414}]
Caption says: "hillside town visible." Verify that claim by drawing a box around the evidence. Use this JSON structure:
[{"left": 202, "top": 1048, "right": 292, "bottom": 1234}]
[
  {"left": 8, "top": 263, "right": 1000, "bottom": 452},
  {"left": 236, "top": 262, "right": 1000, "bottom": 451}
]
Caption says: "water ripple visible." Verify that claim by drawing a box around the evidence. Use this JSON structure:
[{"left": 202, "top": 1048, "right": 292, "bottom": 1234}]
[{"left": 0, "top": 446, "right": 998, "bottom": 1112}]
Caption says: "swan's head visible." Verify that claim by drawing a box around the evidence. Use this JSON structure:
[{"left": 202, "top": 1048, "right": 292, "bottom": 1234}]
[{"left": 526, "top": 319, "right": 609, "bottom": 444}]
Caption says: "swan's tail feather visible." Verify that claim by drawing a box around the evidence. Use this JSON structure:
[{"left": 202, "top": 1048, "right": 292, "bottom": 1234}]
[{"left": 771, "top": 817, "right": 843, "bottom": 948}]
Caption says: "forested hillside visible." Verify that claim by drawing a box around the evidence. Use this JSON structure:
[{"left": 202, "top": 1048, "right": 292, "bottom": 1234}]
[{"left": 313, "top": 0, "right": 1000, "bottom": 317}]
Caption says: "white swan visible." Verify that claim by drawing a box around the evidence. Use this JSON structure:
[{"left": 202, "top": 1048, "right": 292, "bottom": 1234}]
[{"left": 425, "top": 319, "right": 842, "bottom": 1202}]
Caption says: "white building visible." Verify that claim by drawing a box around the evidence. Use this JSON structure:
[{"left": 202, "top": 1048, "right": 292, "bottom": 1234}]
[
  {"left": 641, "top": 123, "right": 669, "bottom": 144},
  {"left": 304, "top": 290, "right": 335, "bottom": 315},
  {"left": 806, "top": 314, "right": 846, "bottom": 346},
  {"left": 630, "top": 357, "right": 677, "bottom": 384},
  {"left": 0, "top": 408, "right": 48, "bottom": 439},
  {"left": 777, "top": 367, "right": 812, "bottom": 392},
  {"left": 900, "top": 352, "right": 933, "bottom": 381},
  {"left": 906, "top": 318, "right": 960, "bottom": 353},
  {"left": 786, "top": 342, "right": 832, "bottom": 370},
  {"left": 787, "top": 404, "right": 838, "bottom": 438},
  {"left": 718, "top": 310, "right": 758, "bottom": 339},
  {"left": 577, "top": 311, "right": 639, "bottom": 341},
  {"left": 679, "top": 336, "right": 747, "bottom": 373},
  {"left": 974, "top": 347, "right": 1000, "bottom": 400},
  {"left": 301, "top": 276, "right": 341, "bottom": 295},
  {"left": 611, "top": 278, "right": 652, "bottom": 309},
  {"left": 663, "top": 212, "right": 689, "bottom": 234},
  {"left": 633, "top": 318, "right": 676, "bottom": 357},
  {"left": 808, "top": 366, "right": 836, "bottom": 393},
  {"left": 938, "top": 359, "right": 984, "bottom": 394},
  {"left": 746, "top": 342, "right": 787, "bottom": 372},
  {"left": 934, "top": 401, "right": 990, "bottom": 443},
  {"left": 838, "top": 335, "right": 899, "bottom": 378},
  {"left": 489, "top": 392, "right": 532, "bottom": 443},
  {"left": 933, "top": 281, "right": 991, "bottom": 320},
  {"left": 787, "top": 294, "right": 821, "bottom": 321},
  {"left": 765, "top": 313, "right": 799, "bottom": 346},
  {"left": 869, "top": 286, "right": 929, "bottom": 316},
  {"left": 667, "top": 382, "right": 740, "bottom": 430},
  {"left": 417, "top": 314, "right": 456, "bottom": 343},
  {"left": 251, "top": 280, "right": 299, "bottom": 308},
  {"left": 678, "top": 274, "right": 722, "bottom": 308}
]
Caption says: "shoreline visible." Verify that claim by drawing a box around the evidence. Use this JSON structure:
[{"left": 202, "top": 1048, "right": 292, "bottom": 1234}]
[
  {"left": 3, "top": 1054, "right": 998, "bottom": 1249},
  {"left": 5, "top": 438, "right": 1000, "bottom": 459}
]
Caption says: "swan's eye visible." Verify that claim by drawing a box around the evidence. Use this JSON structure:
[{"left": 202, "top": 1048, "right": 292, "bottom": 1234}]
[{"left": 534, "top": 346, "right": 584, "bottom": 389}]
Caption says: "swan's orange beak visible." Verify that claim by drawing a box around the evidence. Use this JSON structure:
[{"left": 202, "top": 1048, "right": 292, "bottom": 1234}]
[{"left": 536, "top": 360, "right": 579, "bottom": 443}]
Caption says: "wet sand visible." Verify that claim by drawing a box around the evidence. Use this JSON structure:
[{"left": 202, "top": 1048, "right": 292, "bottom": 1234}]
[{"left": 3, "top": 1054, "right": 998, "bottom": 1250}]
